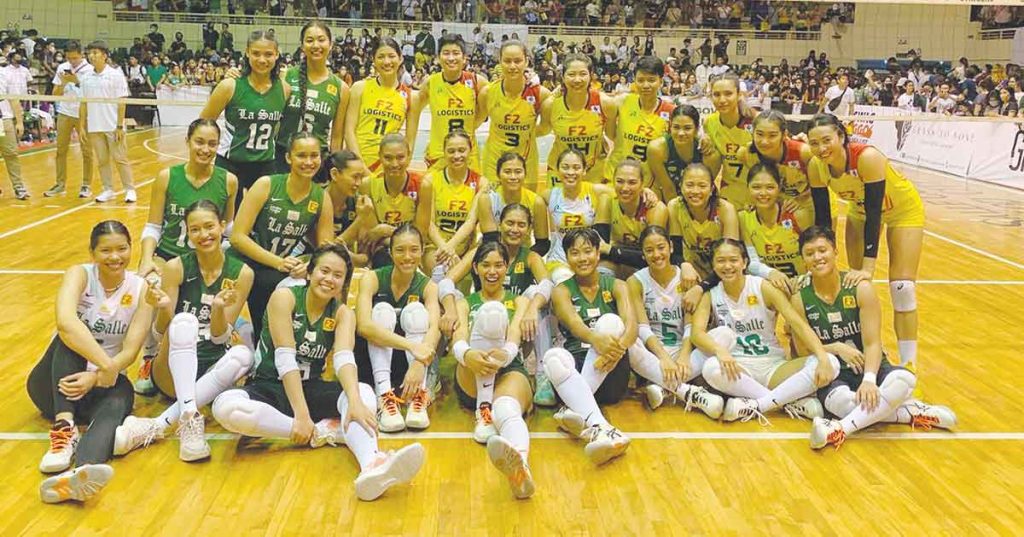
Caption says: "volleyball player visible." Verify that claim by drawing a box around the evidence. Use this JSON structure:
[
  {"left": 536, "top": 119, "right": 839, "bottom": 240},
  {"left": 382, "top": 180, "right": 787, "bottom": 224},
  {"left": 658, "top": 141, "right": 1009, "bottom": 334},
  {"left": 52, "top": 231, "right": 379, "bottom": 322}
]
[
  {"left": 113, "top": 201, "right": 254, "bottom": 462},
  {"left": 604, "top": 56, "right": 676, "bottom": 187},
  {"left": 360, "top": 134, "right": 423, "bottom": 267},
  {"left": 735, "top": 111, "right": 814, "bottom": 216},
  {"left": 213, "top": 245, "right": 426, "bottom": 501},
  {"left": 648, "top": 105, "right": 722, "bottom": 201},
  {"left": 691, "top": 239, "right": 840, "bottom": 424},
  {"left": 409, "top": 33, "right": 487, "bottom": 172},
  {"left": 323, "top": 150, "right": 374, "bottom": 267},
  {"left": 476, "top": 152, "right": 550, "bottom": 252},
  {"left": 355, "top": 225, "right": 442, "bottom": 432},
  {"left": 539, "top": 54, "right": 616, "bottom": 187},
  {"left": 793, "top": 227, "right": 955, "bottom": 450},
  {"left": 229, "top": 133, "right": 334, "bottom": 338},
  {"left": 806, "top": 113, "right": 926, "bottom": 370},
  {"left": 345, "top": 38, "right": 413, "bottom": 176},
  {"left": 30, "top": 221, "right": 152, "bottom": 503},
  {"left": 703, "top": 73, "right": 754, "bottom": 209},
  {"left": 739, "top": 162, "right": 811, "bottom": 293},
  {"left": 200, "top": 30, "right": 289, "bottom": 207},
  {"left": 600, "top": 159, "right": 668, "bottom": 278},
  {"left": 666, "top": 163, "right": 739, "bottom": 290},
  {"left": 480, "top": 40, "right": 550, "bottom": 192}
]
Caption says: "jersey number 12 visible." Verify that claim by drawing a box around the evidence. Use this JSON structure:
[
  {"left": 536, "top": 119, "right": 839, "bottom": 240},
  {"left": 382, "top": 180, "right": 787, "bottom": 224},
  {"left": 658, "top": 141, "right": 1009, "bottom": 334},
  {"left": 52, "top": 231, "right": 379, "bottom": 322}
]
[{"left": 246, "top": 123, "right": 273, "bottom": 151}]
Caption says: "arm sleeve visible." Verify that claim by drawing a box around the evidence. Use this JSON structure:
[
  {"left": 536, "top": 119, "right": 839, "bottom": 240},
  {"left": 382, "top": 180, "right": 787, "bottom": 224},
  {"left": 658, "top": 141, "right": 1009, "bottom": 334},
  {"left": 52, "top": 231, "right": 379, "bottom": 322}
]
[
  {"left": 862, "top": 180, "right": 886, "bottom": 259},
  {"left": 745, "top": 245, "right": 774, "bottom": 278},
  {"left": 531, "top": 238, "right": 551, "bottom": 256},
  {"left": 811, "top": 186, "right": 833, "bottom": 228},
  {"left": 594, "top": 223, "right": 611, "bottom": 243},
  {"left": 481, "top": 231, "right": 500, "bottom": 244},
  {"left": 670, "top": 236, "right": 685, "bottom": 265},
  {"left": 604, "top": 245, "right": 646, "bottom": 268}
]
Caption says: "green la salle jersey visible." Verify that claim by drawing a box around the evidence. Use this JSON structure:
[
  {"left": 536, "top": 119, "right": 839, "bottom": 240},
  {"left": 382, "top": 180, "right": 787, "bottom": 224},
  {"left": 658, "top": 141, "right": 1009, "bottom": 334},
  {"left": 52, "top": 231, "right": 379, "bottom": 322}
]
[
  {"left": 220, "top": 75, "right": 286, "bottom": 163},
  {"left": 467, "top": 289, "right": 517, "bottom": 325},
  {"left": 372, "top": 264, "right": 429, "bottom": 337},
  {"left": 248, "top": 174, "right": 324, "bottom": 261},
  {"left": 558, "top": 274, "right": 618, "bottom": 362},
  {"left": 502, "top": 246, "right": 535, "bottom": 296},
  {"left": 156, "top": 164, "right": 230, "bottom": 259},
  {"left": 253, "top": 285, "right": 338, "bottom": 382},
  {"left": 800, "top": 275, "right": 863, "bottom": 370},
  {"left": 277, "top": 67, "right": 343, "bottom": 151},
  {"left": 176, "top": 251, "right": 245, "bottom": 367}
]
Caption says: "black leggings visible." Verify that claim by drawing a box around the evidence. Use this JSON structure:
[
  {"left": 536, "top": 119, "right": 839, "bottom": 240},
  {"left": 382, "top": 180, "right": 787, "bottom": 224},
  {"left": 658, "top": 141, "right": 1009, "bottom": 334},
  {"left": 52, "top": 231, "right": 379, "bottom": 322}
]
[
  {"left": 27, "top": 336, "right": 135, "bottom": 466},
  {"left": 248, "top": 263, "right": 288, "bottom": 338}
]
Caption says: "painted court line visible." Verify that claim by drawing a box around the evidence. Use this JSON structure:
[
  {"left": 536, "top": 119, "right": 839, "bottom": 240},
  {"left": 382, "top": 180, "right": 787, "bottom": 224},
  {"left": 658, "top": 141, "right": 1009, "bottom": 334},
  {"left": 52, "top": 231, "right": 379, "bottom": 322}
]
[
  {"left": 923, "top": 230, "right": 1024, "bottom": 272},
  {"left": 0, "top": 181, "right": 156, "bottom": 241}
]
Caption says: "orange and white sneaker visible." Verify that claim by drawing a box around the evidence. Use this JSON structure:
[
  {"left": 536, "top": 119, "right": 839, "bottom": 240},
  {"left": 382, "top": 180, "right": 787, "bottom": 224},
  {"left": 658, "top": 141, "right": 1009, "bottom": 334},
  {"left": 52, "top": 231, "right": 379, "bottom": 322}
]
[
  {"left": 906, "top": 401, "right": 957, "bottom": 431},
  {"left": 377, "top": 390, "right": 406, "bottom": 433},
  {"left": 473, "top": 402, "right": 497, "bottom": 444},
  {"left": 487, "top": 435, "right": 535, "bottom": 499},
  {"left": 133, "top": 356, "right": 157, "bottom": 396},
  {"left": 810, "top": 417, "right": 847, "bottom": 450},
  {"left": 354, "top": 443, "right": 426, "bottom": 501},
  {"left": 310, "top": 418, "right": 344, "bottom": 448},
  {"left": 39, "top": 464, "right": 114, "bottom": 504},
  {"left": 405, "top": 388, "right": 431, "bottom": 430},
  {"left": 39, "top": 420, "right": 79, "bottom": 473},
  {"left": 583, "top": 424, "right": 630, "bottom": 465}
]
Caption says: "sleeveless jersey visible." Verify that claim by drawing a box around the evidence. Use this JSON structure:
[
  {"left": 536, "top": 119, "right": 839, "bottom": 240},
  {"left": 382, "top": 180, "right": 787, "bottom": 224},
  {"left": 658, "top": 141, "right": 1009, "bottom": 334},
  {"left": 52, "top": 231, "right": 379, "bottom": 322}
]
[
  {"left": 425, "top": 71, "right": 480, "bottom": 170},
  {"left": 547, "top": 90, "right": 606, "bottom": 185},
  {"left": 604, "top": 94, "right": 675, "bottom": 183},
  {"left": 810, "top": 143, "right": 922, "bottom": 222},
  {"left": 369, "top": 171, "right": 423, "bottom": 226},
  {"left": 547, "top": 182, "right": 599, "bottom": 265},
  {"left": 502, "top": 245, "right": 536, "bottom": 296},
  {"left": 176, "top": 251, "right": 245, "bottom": 366},
  {"left": 156, "top": 164, "right": 230, "bottom": 259},
  {"left": 704, "top": 111, "right": 753, "bottom": 208},
  {"left": 800, "top": 276, "right": 863, "bottom": 367},
  {"left": 278, "top": 67, "right": 343, "bottom": 151},
  {"left": 467, "top": 289, "right": 517, "bottom": 325},
  {"left": 371, "top": 265, "right": 429, "bottom": 339},
  {"left": 431, "top": 168, "right": 482, "bottom": 242},
  {"left": 249, "top": 174, "right": 325, "bottom": 261},
  {"left": 710, "top": 275, "right": 784, "bottom": 359},
  {"left": 252, "top": 285, "right": 338, "bottom": 382},
  {"left": 73, "top": 265, "right": 145, "bottom": 369},
  {"left": 333, "top": 195, "right": 357, "bottom": 237},
  {"left": 610, "top": 201, "right": 649, "bottom": 248},
  {"left": 218, "top": 76, "right": 286, "bottom": 163},
  {"left": 633, "top": 267, "right": 685, "bottom": 350},
  {"left": 739, "top": 207, "right": 804, "bottom": 277},
  {"left": 356, "top": 77, "right": 411, "bottom": 173},
  {"left": 668, "top": 199, "right": 722, "bottom": 278},
  {"left": 663, "top": 135, "right": 702, "bottom": 197},
  {"left": 558, "top": 274, "right": 618, "bottom": 362},
  {"left": 483, "top": 81, "right": 542, "bottom": 186},
  {"left": 751, "top": 138, "right": 810, "bottom": 207},
  {"left": 489, "top": 186, "right": 538, "bottom": 224}
]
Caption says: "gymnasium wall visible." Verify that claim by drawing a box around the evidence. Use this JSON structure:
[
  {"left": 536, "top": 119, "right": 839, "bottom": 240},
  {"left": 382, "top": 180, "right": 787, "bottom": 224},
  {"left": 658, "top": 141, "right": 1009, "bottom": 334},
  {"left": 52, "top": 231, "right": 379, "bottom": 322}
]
[{"left": 0, "top": 0, "right": 1013, "bottom": 66}]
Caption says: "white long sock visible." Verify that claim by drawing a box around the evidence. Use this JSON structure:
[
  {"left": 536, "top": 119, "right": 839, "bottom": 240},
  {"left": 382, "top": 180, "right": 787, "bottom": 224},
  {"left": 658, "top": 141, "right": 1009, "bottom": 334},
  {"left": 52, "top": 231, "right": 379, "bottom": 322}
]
[
  {"left": 554, "top": 366, "right": 608, "bottom": 427},
  {"left": 628, "top": 342, "right": 697, "bottom": 399},
  {"left": 469, "top": 315, "right": 505, "bottom": 409},
  {"left": 840, "top": 398, "right": 893, "bottom": 434},
  {"left": 213, "top": 390, "right": 293, "bottom": 438},
  {"left": 493, "top": 396, "right": 529, "bottom": 458},
  {"left": 158, "top": 346, "right": 253, "bottom": 428},
  {"left": 580, "top": 347, "right": 611, "bottom": 392},
  {"left": 756, "top": 355, "right": 837, "bottom": 412},
  {"left": 168, "top": 345, "right": 199, "bottom": 418},
  {"left": 339, "top": 384, "right": 380, "bottom": 471},
  {"left": 368, "top": 342, "right": 394, "bottom": 396},
  {"left": 476, "top": 374, "right": 497, "bottom": 408},
  {"left": 703, "top": 356, "right": 771, "bottom": 399},
  {"left": 897, "top": 340, "right": 917, "bottom": 367}
]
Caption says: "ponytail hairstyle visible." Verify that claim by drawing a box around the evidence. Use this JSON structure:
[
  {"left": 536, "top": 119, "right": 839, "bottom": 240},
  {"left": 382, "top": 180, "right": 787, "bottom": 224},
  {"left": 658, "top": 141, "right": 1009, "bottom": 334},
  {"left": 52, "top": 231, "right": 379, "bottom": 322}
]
[
  {"left": 470, "top": 240, "right": 511, "bottom": 290},
  {"left": 327, "top": 149, "right": 362, "bottom": 172},
  {"left": 638, "top": 224, "right": 672, "bottom": 251},
  {"left": 496, "top": 151, "right": 527, "bottom": 179},
  {"left": 669, "top": 104, "right": 702, "bottom": 143},
  {"left": 556, "top": 146, "right": 587, "bottom": 170},
  {"left": 747, "top": 161, "right": 782, "bottom": 186},
  {"left": 560, "top": 53, "right": 594, "bottom": 93},
  {"left": 808, "top": 113, "right": 850, "bottom": 169},
  {"left": 499, "top": 202, "right": 533, "bottom": 227},
  {"left": 749, "top": 110, "right": 788, "bottom": 156},
  {"left": 296, "top": 21, "right": 333, "bottom": 136},
  {"left": 389, "top": 221, "right": 423, "bottom": 251},
  {"left": 307, "top": 243, "right": 355, "bottom": 299},
  {"left": 89, "top": 220, "right": 132, "bottom": 250},
  {"left": 185, "top": 117, "right": 221, "bottom": 141},
  {"left": 184, "top": 199, "right": 224, "bottom": 221},
  {"left": 710, "top": 237, "right": 749, "bottom": 265},
  {"left": 681, "top": 162, "right": 720, "bottom": 220},
  {"left": 242, "top": 30, "right": 282, "bottom": 80}
]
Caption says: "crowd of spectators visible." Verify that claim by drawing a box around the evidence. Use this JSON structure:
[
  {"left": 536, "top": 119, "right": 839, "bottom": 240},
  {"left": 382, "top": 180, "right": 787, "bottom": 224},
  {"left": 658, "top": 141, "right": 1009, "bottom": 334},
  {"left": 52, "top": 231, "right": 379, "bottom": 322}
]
[{"left": 971, "top": 6, "right": 1024, "bottom": 31}]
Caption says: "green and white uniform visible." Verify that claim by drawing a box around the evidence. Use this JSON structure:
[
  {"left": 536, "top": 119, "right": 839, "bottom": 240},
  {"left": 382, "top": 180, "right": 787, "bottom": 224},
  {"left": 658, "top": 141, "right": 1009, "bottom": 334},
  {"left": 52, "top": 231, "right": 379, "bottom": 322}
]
[
  {"left": 278, "top": 67, "right": 343, "bottom": 154},
  {"left": 244, "top": 174, "right": 325, "bottom": 262},
  {"left": 354, "top": 265, "right": 431, "bottom": 388},
  {"left": 633, "top": 267, "right": 686, "bottom": 353},
  {"left": 176, "top": 251, "right": 245, "bottom": 372},
  {"left": 709, "top": 275, "right": 786, "bottom": 386},
  {"left": 558, "top": 274, "right": 618, "bottom": 365},
  {"left": 503, "top": 246, "right": 535, "bottom": 296},
  {"left": 155, "top": 164, "right": 230, "bottom": 260},
  {"left": 252, "top": 285, "right": 338, "bottom": 383},
  {"left": 454, "top": 289, "right": 531, "bottom": 409},
  {"left": 218, "top": 76, "right": 286, "bottom": 163}
]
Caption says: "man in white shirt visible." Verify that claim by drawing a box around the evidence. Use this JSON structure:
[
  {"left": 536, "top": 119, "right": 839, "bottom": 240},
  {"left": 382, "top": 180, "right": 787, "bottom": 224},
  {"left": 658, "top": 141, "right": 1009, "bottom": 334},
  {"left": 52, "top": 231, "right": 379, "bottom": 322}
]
[
  {"left": 822, "top": 72, "right": 855, "bottom": 116},
  {"left": 695, "top": 57, "right": 711, "bottom": 90},
  {"left": 80, "top": 41, "right": 135, "bottom": 203},
  {"left": 929, "top": 82, "right": 957, "bottom": 115},
  {"left": 0, "top": 67, "right": 26, "bottom": 199},
  {"left": 5, "top": 51, "right": 33, "bottom": 92},
  {"left": 709, "top": 56, "right": 730, "bottom": 77},
  {"left": 44, "top": 40, "right": 95, "bottom": 198}
]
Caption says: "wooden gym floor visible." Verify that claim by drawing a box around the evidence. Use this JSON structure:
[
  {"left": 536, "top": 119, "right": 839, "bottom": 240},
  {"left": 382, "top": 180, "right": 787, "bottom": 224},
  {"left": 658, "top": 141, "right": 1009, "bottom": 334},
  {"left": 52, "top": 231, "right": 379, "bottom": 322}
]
[{"left": 1, "top": 128, "right": 1023, "bottom": 535}]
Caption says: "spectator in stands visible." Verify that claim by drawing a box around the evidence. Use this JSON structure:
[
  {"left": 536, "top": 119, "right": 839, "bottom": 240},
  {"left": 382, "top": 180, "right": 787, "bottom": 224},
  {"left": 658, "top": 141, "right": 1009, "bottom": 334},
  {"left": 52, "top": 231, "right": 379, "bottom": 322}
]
[
  {"left": 219, "top": 24, "right": 234, "bottom": 52},
  {"left": 0, "top": 54, "right": 26, "bottom": 198},
  {"left": 147, "top": 24, "right": 165, "bottom": 53},
  {"left": 929, "top": 82, "right": 957, "bottom": 115},
  {"left": 709, "top": 56, "right": 729, "bottom": 77},
  {"left": 822, "top": 72, "right": 855, "bottom": 116},
  {"left": 896, "top": 80, "right": 926, "bottom": 112},
  {"left": 414, "top": 26, "right": 435, "bottom": 70},
  {"left": 124, "top": 56, "right": 147, "bottom": 94},
  {"left": 169, "top": 32, "right": 188, "bottom": 64},
  {"left": 146, "top": 56, "right": 168, "bottom": 91},
  {"left": 713, "top": 35, "right": 729, "bottom": 63},
  {"left": 698, "top": 38, "right": 712, "bottom": 63}
]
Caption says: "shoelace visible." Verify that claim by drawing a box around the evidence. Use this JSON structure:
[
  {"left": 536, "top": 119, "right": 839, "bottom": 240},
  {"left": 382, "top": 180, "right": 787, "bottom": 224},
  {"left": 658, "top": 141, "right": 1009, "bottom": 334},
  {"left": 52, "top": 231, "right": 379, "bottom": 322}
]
[
  {"left": 138, "top": 357, "right": 154, "bottom": 380},
  {"left": 826, "top": 427, "right": 846, "bottom": 450},
  {"left": 411, "top": 389, "right": 428, "bottom": 412},
  {"left": 315, "top": 421, "right": 340, "bottom": 447},
  {"left": 783, "top": 402, "right": 813, "bottom": 421},
  {"left": 178, "top": 416, "right": 204, "bottom": 444},
  {"left": 911, "top": 414, "right": 939, "bottom": 431},
  {"left": 48, "top": 426, "right": 75, "bottom": 453},
  {"left": 479, "top": 403, "right": 494, "bottom": 425},
  {"left": 381, "top": 392, "right": 404, "bottom": 415},
  {"left": 685, "top": 388, "right": 707, "bottom": 413},
  {"left": 739, "top": 405, "right": 771, "bottom": 426}
]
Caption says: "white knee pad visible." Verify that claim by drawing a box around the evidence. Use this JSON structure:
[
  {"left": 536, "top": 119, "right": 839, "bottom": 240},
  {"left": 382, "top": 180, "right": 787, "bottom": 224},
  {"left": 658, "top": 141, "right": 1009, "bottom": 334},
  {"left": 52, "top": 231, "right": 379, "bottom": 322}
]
[
  {"left": 209, "top": 345, "right": 255, "bottom": 384},
  {"left": 879, "top": 368, "right": 916, "bottom": 404},
  {"left": 889, "top": 280, "right": 917, "bottom": 312},
  {"left": 824, "top": 385, "right": 857, "bottom": 418},
  {"left": 400, "top": 301, "right": 429, "bottom": 336},
  {"left": 371, "top": 302, "right": 397, "bottom": 331},
  {"left": 339, "top": 382, "right": 379, "bottom": 417},
  {"left": 804, "top": 353, "right": 841, "bottom": 378},
  {"left": 212, "top": 389, "right": 259, "bottom": 435},
  {"left": 543, "top": 348, "right": 577, "bottom": 386},
  {"left": 168, "top": 312, "right": 200, "bottom": 351},
  {"left": 707, "top": 326, "right": 737, "bottom": 352},
  {"left": 593, "top": 313, "right": 625, "bottom": 338},
  {"left": 550, "top": 265, "right": 574, "bottom": 286},
  {"left": 492, "top": 395, "right": 523, "bottom": 430},
  {"left": 474, "top": 301, "right": 510, "bottom": 341},
  {"left": 597, "top": 265, "right": 617, "bottom": 280}
]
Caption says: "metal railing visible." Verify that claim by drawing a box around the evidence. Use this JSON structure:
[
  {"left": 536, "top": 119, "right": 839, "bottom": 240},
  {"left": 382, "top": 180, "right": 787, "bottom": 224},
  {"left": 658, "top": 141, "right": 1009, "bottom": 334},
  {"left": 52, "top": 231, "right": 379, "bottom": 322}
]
[{"left": 978, "top": 27, "right": 1019, "bottom": 40}]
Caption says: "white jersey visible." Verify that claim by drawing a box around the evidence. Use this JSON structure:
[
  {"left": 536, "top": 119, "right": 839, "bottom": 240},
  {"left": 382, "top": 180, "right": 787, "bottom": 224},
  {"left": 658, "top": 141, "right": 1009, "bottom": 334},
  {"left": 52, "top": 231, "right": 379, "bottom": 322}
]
[
  {"left": 633, "top": 267, "right": 686, "bottom": 351},
  {"left": 709, "top": 275, "right": 784, "bottom": 359},
  {"left": 73, "top": 264, "right": 145, "bottom": 371},
  {"left": 546, "top": 185, "right": 598, "bottom": 265}
]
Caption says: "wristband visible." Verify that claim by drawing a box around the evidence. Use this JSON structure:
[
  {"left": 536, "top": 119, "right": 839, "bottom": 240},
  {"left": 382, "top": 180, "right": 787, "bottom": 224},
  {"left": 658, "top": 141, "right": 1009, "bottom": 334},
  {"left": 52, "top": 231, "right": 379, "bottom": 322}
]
[
  {"left": 861, "top": 371, "right": 877, "bottom": 385},
  {"left": 333, "top": 349, "right": 356, "bottom": 377},
  {"left": 274, "top": 347, "right": 299, "bottom": 378},
  {"left": 453, "top": 340, "right": 470, "bottom": 366}
]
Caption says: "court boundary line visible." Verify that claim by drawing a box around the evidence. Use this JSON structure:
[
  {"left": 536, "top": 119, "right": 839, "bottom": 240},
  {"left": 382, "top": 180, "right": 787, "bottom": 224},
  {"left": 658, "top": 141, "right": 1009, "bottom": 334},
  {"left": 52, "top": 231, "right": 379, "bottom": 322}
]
[{"left": 922, "top": 230, "right": 1024, "bottom": 272}]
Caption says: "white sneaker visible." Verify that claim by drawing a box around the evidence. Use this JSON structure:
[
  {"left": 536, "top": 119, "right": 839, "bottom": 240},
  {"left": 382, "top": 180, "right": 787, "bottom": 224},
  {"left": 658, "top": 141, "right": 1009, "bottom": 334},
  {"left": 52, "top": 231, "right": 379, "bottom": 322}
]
[
  {"left": 405, "top": 388, "right": 431, "bottom": 430},
  {"left": 683, "top": 386, "right": 725, "bottom": 420},
  {"left": 39, "top": 420, "right": 80, "bottom": 473},
  {"left": 783, "top": 397, "right": 824, "bottom": 421},
  {"left": 487, "top": 435, "right": 535, "bottom": 499},
  {"left": 583, "top": 424, "right": 630, "bottom": 465},
  {"left": 124, "top": 189, "right": 137, "bottom": 203},
  {"left": 722, "top": 398, "right": 771, "bottom": 425},
  {"left": 552, "top": 406, "right": 587, "bottom": 438},
  {"left": 310, "top": 418, "right": 345, "bottom": 448},
  {"left": 809, "top": 417, "right": 847, "bottom": 450},
  {"left": 643, "top": 384, "right": 665, "bottom": 411},
  {"left": 113, "top": 416, "right": 165, "bottom": 456},
  {"left": 377, "top": 391, "right": 406, "bottom": 433},
  {"left": 473, "top": 403, "right": 497, "bottom": 444},
  {"left": 177, "top": 413, "right": 211, "bottom": 462},
  {"left": 533, "top": 370, "right": 557, "bottom": 407},
  {"left": 39, "top": 464, "right": 114, "bottom": 504},
  {"left": 78, "top": 186, "right": 92, "bottom": 198},
  {"left": 354, "top": 443, "right": 425, "bottom": 501},
  {"left": 905, "top": 401, "right": 957, "bottom": 430},
  {"left": 94, "top": 189, "right": 115, "bottom": 203}
]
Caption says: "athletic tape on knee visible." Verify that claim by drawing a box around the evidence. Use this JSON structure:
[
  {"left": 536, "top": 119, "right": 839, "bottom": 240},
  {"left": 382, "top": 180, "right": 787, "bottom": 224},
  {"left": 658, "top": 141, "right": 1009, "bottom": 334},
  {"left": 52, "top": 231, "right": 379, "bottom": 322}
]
[
  {"left": 169, "top": 313, "right": 200, "bottom": 351},
  {"left": 474, "top": 301, "right": 510, "bottom": 341},
  {"left": 543, "top": 348, "right": 576, "bottom": 385},
  {"left": 594, "top": 313, "right": 625, "bottom": 338},
  {"left": 274, "top": 347, "right": 299, "bottom": 378},
  {"left": 371, "top": 302, "right": 397, "bottom": 330},
  {"left": 879, "top": 369, "right": 916, "bottom": 404},
  {"left": 141, "top": 222, "right": 162, "bottom": 243},
  {"left": 492, "top": 396, "right": 523, "bottom": 429},
  {"left": 889, "top": 280, "right": 917, "bottom": 312},
  {"left": 400, "top": 301, "right": 429, "bottom": 336},
  {"left": 333, "top": 349, "right": 356, "bottom": 377},
  {"left": 824, "top": 386, "right": 857, "bottom": 418}
]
